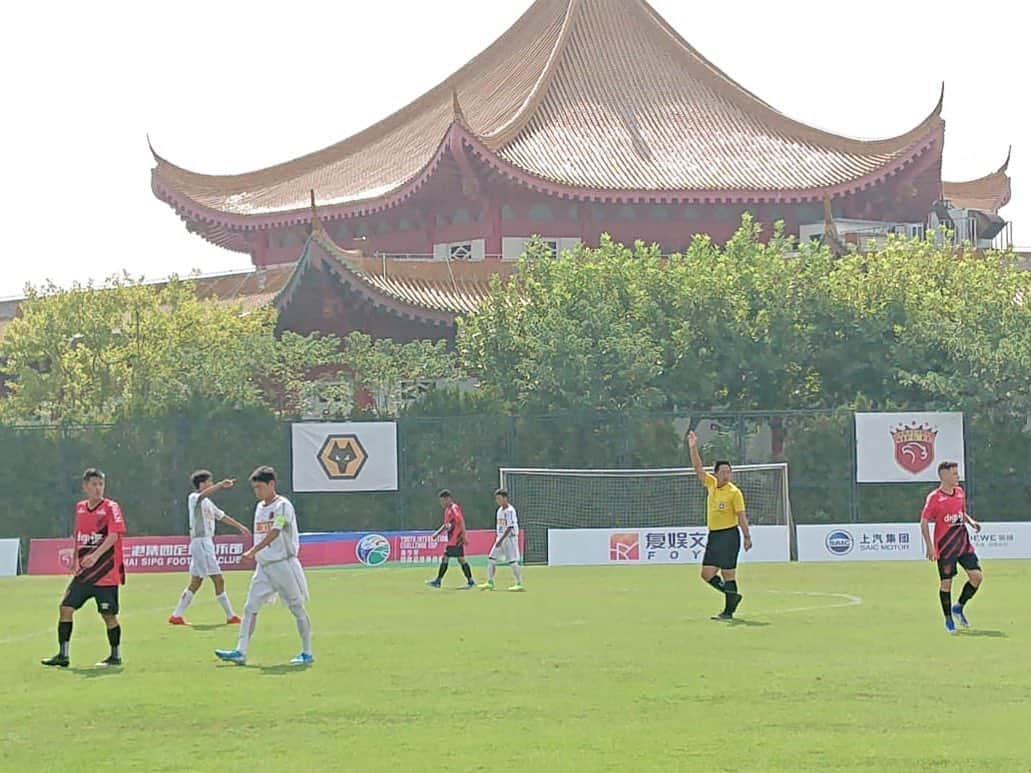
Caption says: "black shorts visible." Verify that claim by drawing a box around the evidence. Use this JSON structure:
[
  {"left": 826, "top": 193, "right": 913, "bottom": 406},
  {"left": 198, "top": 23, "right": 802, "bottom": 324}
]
[
  {"left": 703, "top": 527, "right": 741, "bottom": 570},
  {"left": 61, "top": 581, "right": 120, "bottom": 615},
  {"left": 937, "top": 552, "right": 980, "bottom": 581},
  {"left": 444, "top": 545, "right": 465, "bottom": 559}
]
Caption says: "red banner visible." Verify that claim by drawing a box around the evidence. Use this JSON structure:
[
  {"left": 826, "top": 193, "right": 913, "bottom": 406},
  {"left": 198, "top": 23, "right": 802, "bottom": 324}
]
[{"left": 27, "top": 535, "right": 251, "bottom": 576}]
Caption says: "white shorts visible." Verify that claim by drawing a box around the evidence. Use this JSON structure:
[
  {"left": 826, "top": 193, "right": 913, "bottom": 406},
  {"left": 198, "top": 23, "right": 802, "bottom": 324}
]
[
  {"left": 189, "top": 538, "right": 223, "bottom": 577},
  {"left": 244, "top": 557, "right": 310, "bottom": 612},
  {"left": 489, "top": 536, "right": 521, "bottom": 565}
]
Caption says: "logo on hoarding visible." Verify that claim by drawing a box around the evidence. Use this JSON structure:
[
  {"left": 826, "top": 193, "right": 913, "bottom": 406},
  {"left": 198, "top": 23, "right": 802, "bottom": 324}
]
[
  {"left": 609, "top": 532, "right": 640, "bottom": 561},
  {"left": 58, "top": 547, "right": 75, "bottom": 570},
  {"left": 317, "top": 434, "right": 369, "bottom": 480},
  {"left": 891, "top": 422, "right": 937, "bottom": 475},
  {"left": 356, "top": 534, "right": 391, "bottom": 566},
  {"left": 825, "top": 530, "right": 854, "bottom": 556}
]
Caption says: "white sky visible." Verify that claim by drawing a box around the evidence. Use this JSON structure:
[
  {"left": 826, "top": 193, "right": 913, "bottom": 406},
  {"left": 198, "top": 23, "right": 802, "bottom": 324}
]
[{"left": 0, "top": 0, "right": 1024, "bottom": 299}]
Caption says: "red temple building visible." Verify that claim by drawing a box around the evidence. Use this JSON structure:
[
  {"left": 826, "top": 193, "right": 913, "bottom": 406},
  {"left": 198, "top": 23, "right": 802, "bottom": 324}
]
[{"left": 150, "top": 0, "right": 1014, "bottom": 343}]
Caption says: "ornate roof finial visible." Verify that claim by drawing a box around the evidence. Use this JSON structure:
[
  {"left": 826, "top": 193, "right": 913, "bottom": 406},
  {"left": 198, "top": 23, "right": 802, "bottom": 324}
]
[
  {"left": 309, "top": 189, "right": 326, "bottom": 236},
  {"left": 999, "top": 145, "right": 1012, "bottom": 174},
  {"left": 146, "top": 133, "right": 163, "bottom": 163},
  {"left": 934, "top": 81, "right": 945, "bottom": 117},
  {"left": 451, "top": 87, "right": 467, "bottom": 127}
]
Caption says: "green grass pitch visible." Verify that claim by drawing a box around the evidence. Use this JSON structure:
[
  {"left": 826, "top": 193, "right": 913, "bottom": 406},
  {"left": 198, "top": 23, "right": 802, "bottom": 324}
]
[{"left": 2, "top": 561, "right": 1030, "bottom": 772}]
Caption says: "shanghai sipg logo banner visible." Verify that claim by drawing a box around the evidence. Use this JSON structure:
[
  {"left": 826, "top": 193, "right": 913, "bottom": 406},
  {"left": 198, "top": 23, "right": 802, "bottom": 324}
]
[{"left": 855, "top": 412, "right": 965, "bottom": 483}]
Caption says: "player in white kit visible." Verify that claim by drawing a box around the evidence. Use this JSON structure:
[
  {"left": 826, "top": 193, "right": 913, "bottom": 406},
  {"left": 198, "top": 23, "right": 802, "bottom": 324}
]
[
  {"left": 215, "top": 466, "right": 313, "bottom": 666},
  {"left": 479, "top": 488, "right": 525, "bottom": 592},
  {"left": 169, "top": 471, "right": 251, "bottom": 626}
]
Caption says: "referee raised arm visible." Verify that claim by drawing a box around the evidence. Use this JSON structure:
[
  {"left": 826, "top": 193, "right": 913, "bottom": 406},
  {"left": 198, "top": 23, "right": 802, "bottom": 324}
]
[{"left": 687, "top": 430, "right": 752, "bottom": 620}]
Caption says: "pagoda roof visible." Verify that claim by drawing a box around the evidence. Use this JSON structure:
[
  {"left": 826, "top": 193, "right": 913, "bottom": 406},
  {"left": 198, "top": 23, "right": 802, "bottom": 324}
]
[
  {"left": 942, "top": 149, "right": 1012, "bottom": 213},
  {"left": 152, "top": 0, "right": 945, "bottom": 227}
]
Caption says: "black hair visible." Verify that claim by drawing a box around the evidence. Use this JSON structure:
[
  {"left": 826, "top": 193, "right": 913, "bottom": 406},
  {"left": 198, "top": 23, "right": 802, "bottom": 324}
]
[
  {"left": 83, "top": 468, "right": 105, "bottom": 482},
  {"left": 250, "top": 466, "right": 277, "bottom": 484},
  {"left": 191, "top": 469, "right": 213, "bottom": 490},
  {"left": 495, "top": 488, "right": 509, "bottom": 498},
  {"left": 714, "top": 461, "right": 732, "bottom": 473},
  {"left": 938, "top": 461, "right": 959, "bottom": 474},
  {"left": 438, "top": 489, "right": 452, "bottom": 499}
]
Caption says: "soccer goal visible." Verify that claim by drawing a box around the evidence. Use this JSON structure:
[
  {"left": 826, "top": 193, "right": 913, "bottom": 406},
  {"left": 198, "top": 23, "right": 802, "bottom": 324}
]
[{"left": 499, "top": 465, "right": 792, "bottom": 564}]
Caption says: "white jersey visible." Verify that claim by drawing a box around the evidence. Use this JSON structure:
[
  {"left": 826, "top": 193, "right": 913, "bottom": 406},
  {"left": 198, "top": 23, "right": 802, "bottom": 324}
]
[
  {"left": 496, "top": 505, "right": 518, "bottom": 541},
  {"left": 253, "top": 496, "right": 300, "bottom": 565},
  {"left": 188, "top": 492, "right": 226, "bottom": 540}
]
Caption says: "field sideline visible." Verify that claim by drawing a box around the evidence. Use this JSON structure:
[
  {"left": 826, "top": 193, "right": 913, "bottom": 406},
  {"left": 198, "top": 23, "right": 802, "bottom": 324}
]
[{"left": 3, "top": 562, "right": 1030, "bottom": 772}]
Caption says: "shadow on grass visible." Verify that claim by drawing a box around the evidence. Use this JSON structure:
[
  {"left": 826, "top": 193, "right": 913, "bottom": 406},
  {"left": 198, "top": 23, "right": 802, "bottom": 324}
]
[
  {"left": 725, "top": 619, "right": 771, "bottom": 628},
  {"left": 70, "top": 666, "right": 124, "bottom": 678},
  {"left": 960, "top": 629, "right": 1006, "bottom": 638},
  {"left": 191, "top": 624, "right": 230, "bottom": 632},
  {"left": 211, "top": 661, "right": 312, "bottom": 675}
]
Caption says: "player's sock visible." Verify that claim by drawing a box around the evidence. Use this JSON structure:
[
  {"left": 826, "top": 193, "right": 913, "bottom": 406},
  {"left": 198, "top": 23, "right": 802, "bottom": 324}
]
[
  {"left": 957, "top": 582, "right": 979, "bottom": 606},
  {"left": 172, "top": 589, "right": 194, "bottom": 618},
  {"left": 511, "top": 562, "right": 524, "bottom": 585},
  {"left": 216, "top": 592, "right": 236, "bottom": 618},
  {"left": 237, "top": 612, "right": 258, "bottom": 654},
  {"left": 436, "top": 559, "right": 449, "bottom": 581},
  {"left": 487, "top": 560, "right": 497, "bottom": 582},
  {"left": 723, "top": 581, "right": 739, "bottom": 613},
  {"left": 290, "top": 605, "right": 313, "bottom": 654},
  {"left": 58, "top": 621, "right": 72, "bottom": 658},
  {"left": 939, "top": 590, "right": 952, "bottom": 619},
  {"left": 460, "top": 562, "right": 473, "bottom": 582},
  {"left": 107, "top": 625, "right": 121, "bottom": 659},
  {"left": 707, "top": 575, "right": 726, "bottom": 593}
]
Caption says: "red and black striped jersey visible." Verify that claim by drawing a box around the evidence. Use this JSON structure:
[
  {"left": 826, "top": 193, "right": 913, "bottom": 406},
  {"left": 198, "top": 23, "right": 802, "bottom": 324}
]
[{"left": 73, "top": 498, "right": 126, "bottom": 586}]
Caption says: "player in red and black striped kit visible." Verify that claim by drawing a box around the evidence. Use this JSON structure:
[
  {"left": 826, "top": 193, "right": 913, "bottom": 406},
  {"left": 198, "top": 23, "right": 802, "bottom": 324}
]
[
  {"left": 41, "top": 468, "right": 127, "bottom": 668},
  {"left": 920, "top": 460, "right": 983, "bottom": 634}
]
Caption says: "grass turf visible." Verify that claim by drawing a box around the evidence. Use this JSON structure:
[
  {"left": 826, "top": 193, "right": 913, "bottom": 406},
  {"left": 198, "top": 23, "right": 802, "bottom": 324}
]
[{"left": 2, "top": 561, "right": 1029, "bottom": 772}]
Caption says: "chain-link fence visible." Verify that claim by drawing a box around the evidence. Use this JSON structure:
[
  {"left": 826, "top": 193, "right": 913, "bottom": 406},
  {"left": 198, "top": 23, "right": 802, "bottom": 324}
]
[{"left": 1, "top": 408, "right": 1028, "bottom": 541}]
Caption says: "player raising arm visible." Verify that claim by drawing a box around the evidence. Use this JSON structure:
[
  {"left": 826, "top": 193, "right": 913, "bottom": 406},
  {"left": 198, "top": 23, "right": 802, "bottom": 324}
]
[
  {"left": 687, "top": 431, "right": 752, "bottom": 620},
  {"left": 169, "top": 470, "right": 251, "bottom": 626},
  {"left": 920, "top": 461, "right": 983, "bottom": 634},
  {"left": 426, "top": 490, "right": 476, "bottom": 589}
]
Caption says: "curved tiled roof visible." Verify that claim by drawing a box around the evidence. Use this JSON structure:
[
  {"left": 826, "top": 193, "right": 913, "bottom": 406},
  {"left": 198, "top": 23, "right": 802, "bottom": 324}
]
[
  {"left": 943, "top": 149, "right": 1012, "bottom": 213},
  {"left": 153, "top": 0, "right": 944, "bottom": 220}
]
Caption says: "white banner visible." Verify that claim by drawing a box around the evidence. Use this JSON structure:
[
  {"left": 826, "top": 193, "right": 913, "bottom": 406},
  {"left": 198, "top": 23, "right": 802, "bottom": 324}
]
[
  {"left": 855, "top": 412, "right": 965, "bottom": 483},
  {"left": 967, "top": 523, "right": 1031, "bottom": 559},
  {"left": 547, "top": 526, "right": 789, "bottom": 566},
  {"left": 0, "top": 539, "right": 20, "bottom": 577},
  {"left": 291, "top": 422, "right": 398, "bottom": 492},
  {"left": 797, "top": 523, "right": 924, "bottom": 562}
]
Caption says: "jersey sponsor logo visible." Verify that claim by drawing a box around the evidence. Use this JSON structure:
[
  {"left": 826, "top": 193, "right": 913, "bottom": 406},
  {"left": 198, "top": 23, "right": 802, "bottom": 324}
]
[
  {"left": 255, "top": 520, "right": 275, "bottom": 534},
  {"left": 609, "top": 532, "right": 640, "bottom": 561},
  {"left": 355, "top": 534, "right": 390, "bottom": 567},
  {"left": 317, "top": 434, "right": 369, "bottom": 480},
  {"left": 944, "top": 512, "right": 966, "bottom": 525},
  {"left": 825, "top": 529, "right": 854, "bottom": 556},
  {"left": 77, "top": 532, "right": 104, "bottom": 548},
  {"left": 891, "top": 422, "right": 937, "bottom": 474}
]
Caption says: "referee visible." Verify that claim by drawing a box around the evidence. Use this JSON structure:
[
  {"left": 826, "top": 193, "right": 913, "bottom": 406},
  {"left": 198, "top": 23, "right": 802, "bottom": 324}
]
[{"left": 687, "top": 430, "right": 752, "bottom": 620}]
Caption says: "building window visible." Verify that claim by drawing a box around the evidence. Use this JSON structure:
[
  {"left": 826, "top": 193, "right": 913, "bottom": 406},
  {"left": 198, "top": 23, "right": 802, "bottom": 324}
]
[
  {"left": 398, "top": 217, "right": 414, "bottom": 232},
  {"left": 529, "top": 203, "right": 554, "bottom": 222},
  {"left": 714, "top": 206, "right": 735, "bottom": 221},
  {"left": 375, "top": 219, "right": 391, "bottom": 234},
  {"left": 649, "top": 205, "right": 669, "bottom": 221},
  {"left": 683, "top": 207, "right": 700, "bottom": 222},
  {"left": 567, "top": 204, "right": 579, "bottom": 221},
  {"left": 617, "top": 205, "right": 636, "bottom": 220},
  {"left": 544, "top": 240, "right": 559, "bottom": 258},
  {"left": 334, "top": 223, "right": 351, "bottom": 241},
  {"left": 452, "top": 208, "right": 473, "bottom": 225},
  {"left": 501, "top": 204, "right": 517, "bottom": 221}
]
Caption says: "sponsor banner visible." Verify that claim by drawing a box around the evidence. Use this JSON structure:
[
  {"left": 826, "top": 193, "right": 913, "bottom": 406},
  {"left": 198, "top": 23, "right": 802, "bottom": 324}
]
[
  {"left": 798, "top": 523, "right": 925, "bottom": 562},
  {"left": 855, "top": 412, "right": 965, "bottom": 483},
  {"left": 300, "top": 529, "right": 523, "bottom": 568},
  {"left": 547, "top": 525, "right": 790, "bottom": 567},
  {"left": 967, "top": 522, "right": 1031, "bottom": 559},
  {"left": 27, "top": 535, "right": 251, "bottom": 576},
  {"left": 0, "top": 539, "right": 19, "bottom": 577},
  {"left": 291, "top": 422, "right": 398, "bottom": 492}
]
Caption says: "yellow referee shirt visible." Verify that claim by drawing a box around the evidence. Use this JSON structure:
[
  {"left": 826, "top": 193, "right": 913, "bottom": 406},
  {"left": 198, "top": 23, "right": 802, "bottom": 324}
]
[{"left": 703, "top": 473, "right": 746, "bottom": 531}]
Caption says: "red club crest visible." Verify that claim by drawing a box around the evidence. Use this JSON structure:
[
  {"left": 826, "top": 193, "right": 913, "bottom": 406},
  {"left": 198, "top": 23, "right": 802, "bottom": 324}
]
[{"left": 891, "top": 422, "right": 937, "bottom": 474}]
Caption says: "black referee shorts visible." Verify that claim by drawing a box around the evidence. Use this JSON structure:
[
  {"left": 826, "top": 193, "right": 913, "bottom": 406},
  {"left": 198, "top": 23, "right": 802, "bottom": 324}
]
[
  {"left": 702, "top": 527, "right": 741, "bottom": 570},
  {"left": 937, "top": 552, "right": 980, "bottom": 581},
  {"left": 61, "top": 580, "right": 120, "bottom": 615}
]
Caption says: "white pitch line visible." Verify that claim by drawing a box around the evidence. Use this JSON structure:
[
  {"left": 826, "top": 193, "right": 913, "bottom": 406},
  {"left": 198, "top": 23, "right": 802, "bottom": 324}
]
[{"left": 759, "top": 590, "right": 864, "bottom": 615}]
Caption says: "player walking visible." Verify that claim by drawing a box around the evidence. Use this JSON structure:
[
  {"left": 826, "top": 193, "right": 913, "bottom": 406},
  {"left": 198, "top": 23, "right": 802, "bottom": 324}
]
[
  {"left": 480, "top": 488, "right": 525, "bottom": 592},
  {"left": 920, "top": 460, "right": 983, "bottom": 634},
  {"left": 215, "top": 466, "right": 313, "bottom": 665},
  {"left": 426, "top": 490, "right": 476, "bottom": 589},
  {"left": 687, "top": 431, "right": 752, "bottom": 620},
  {"left": 169, "top": 470, "right": 251, "bottom": 626},
  {"left": 41, "top": 468, "right": 126, "bottom": 668}
]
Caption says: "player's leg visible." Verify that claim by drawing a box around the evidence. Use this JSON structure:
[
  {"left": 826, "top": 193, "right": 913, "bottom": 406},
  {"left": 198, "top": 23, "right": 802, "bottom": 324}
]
[
  {"left": 505, "top": 541, "right": 525, "bottom": 591},
  {"left": 274, "top": 558, "right": 313, "bottom": 664},
  {"left": 96, "top": 587, "right": 122, "bottom": 667},
  {"left": 952, "top": 555, "right": 982, "bottom": 628},
  {"left": 456, "top": 550, "right": 475, "bottom": 588},
  {"left": 427, "top": 548, "right": 452, "bottom": 587},
  {"left": 216, "top": 567, "right": 272, "bottom": 663},
  {"left": 211, "top": 573, "right": 240, "bottom": 623},
  {"left": 170, "top": 575, "right": 203, "bottom": 624},
  {"left": 720, "top": 529, "right": 743, "bottom": 617},
  {"left": 937, "top": 560, "right": 957, "bottom": 633},
  {"left": 481, "top": 554, "right": 498, "bottom": 589},
  {"left": 42, "top": 584, "right": 83, "bottom": 666}
]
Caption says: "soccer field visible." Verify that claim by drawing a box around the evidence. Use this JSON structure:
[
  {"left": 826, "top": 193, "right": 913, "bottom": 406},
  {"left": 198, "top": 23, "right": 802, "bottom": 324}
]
[{"left": 3, "top": 562, "right": 1030, "bottom": 772}]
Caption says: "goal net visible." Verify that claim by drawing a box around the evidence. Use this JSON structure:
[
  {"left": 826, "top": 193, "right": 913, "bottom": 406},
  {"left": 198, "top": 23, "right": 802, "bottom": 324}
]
[{"left": 499, "top": 465, "right": 791, "bottom": 564}]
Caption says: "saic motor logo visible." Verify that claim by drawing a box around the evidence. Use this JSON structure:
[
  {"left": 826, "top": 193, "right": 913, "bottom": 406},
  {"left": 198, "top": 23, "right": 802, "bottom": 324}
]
[
  {"left": 356, "top": 534, "right": 391, "bottom": 567},
  {"left": 825, "top": 530, "right": 854, "bottom": 556}
]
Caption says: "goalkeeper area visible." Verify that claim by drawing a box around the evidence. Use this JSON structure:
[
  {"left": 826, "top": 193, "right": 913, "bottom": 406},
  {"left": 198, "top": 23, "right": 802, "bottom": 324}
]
[{"left": 500, "top": 465, "right": 791, "bottom": 563}]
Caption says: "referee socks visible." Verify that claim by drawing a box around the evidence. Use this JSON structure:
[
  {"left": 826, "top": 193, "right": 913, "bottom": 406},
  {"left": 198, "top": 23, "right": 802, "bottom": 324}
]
[{"left": 707, "top": 576, "right": 726, "bottom": 593}]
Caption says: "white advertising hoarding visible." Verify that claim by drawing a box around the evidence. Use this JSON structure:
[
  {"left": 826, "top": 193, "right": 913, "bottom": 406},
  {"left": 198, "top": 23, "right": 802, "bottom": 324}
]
[
  {"left": 855, "top": 412, "right": 965, "bottom": 483},
  {"left": 548, "top": 525, "right": 789, "bottom": 566},
  {"left": 0, "top": 539, "right": 20, "bottom": 577},
  {"left": 291, "top": 422, "right": 398, "bottom": 492},
  {"left": 798, "top": 522, "right": 1031, "bottom": 562}
]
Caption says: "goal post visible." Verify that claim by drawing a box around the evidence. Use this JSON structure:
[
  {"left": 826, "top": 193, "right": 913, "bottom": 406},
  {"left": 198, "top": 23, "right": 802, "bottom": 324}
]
[{"left": 499, "top": 465, "right": 792, "bottom": 564}]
